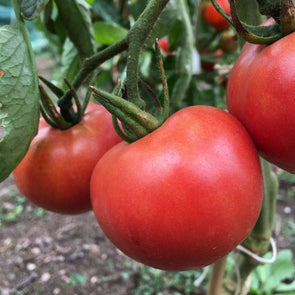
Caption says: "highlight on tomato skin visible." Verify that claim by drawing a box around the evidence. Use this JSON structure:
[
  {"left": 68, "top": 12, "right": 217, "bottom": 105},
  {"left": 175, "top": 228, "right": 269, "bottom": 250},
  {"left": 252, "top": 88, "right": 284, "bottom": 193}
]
[
  {"left": 90, "top": 105, "right": 263, "bottom": 271},
  {"left": 203, "top": 0, "right": 231, "bottom": 32},
  {"left": 12, "top": 103, "right": 122, "bottom": 215}
]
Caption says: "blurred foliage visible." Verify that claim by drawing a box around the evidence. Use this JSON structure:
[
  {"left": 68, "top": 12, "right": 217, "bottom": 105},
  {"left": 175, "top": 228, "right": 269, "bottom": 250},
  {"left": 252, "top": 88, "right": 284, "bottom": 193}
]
[
  {"left": 0, "top": 0, "right": 10, "bottom": 6},
  {"left": 250, "top": 250, "right": 295, "bottom": 295}
]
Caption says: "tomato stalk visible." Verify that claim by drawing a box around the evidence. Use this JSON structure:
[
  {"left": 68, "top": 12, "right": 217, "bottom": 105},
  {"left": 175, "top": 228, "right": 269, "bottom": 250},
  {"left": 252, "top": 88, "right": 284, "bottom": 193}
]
[
  {"left": 155, "top": 40, "right": 170, "bottom": 123},
  {"left": 58, "top": 37, "right": 128, "bottom": 124},
  {"left": 206, "top": 256, "right": 227, "bottom": 295},
  {"left": 125, "top": 0, "right": 170, "bottom": 108},
  {"left": 280, "top": 0, "right": 295, "bottom": 35},
  {"left": 90, "top": 39, "right": 170, "bottom": 142},
  {"left": 90, "top": 86, "right": 161, "bottom": 141},
  {"left": 223, "top": 159, "right": 278, "bottom": 294}
]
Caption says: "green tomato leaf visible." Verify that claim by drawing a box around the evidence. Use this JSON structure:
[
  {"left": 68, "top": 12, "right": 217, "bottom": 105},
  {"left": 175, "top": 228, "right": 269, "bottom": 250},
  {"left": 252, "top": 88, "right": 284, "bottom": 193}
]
[
  {"left": 0, "top": 25, "right": 39, "bottom": 182},
  {"left": 55, "top": 0, "right": 96, "bottom": 58},
  {"left": 92, "top": 0, "right": 120, "bottom": 25},
  {"left": 18, "top": 0, "right": 50, "bottom": 21},
  {"left": 251, "top": 250, "right": 295, "bottom": 294},
  {"left": 93, "top": 21, "right": 128, "bottom": 45}
]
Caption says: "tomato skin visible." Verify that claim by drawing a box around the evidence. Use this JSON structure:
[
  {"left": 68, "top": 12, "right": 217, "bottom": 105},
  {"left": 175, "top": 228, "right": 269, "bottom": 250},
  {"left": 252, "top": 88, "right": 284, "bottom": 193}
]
[
  {"left": 227, "top": 32, "right": 295, "bottom": 173},
  {"left": 90, "top": 106, "right": 263, "bottom": 270},
  {"left": 158, "top": 37, "right": 170, "bottom": 53},
  {"left": 13, "top": 104, "right": 122, "bottom": 214},
  {"left": 158, "top": 37, "right": 176, "bottom": 56},
  {"left": 204, "top": 0, "right": 230, "bottom": 32}
]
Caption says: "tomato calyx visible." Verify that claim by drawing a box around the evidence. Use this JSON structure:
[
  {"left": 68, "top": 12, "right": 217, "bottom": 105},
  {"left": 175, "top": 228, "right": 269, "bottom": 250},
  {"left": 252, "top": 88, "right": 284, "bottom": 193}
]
[
  {"left": 38, "top": 76, "right": 91, "bottom": 130},
  {"left": 90, "top": 40, "right": 170, "bottom": 143},
  {"left": 90, "top": 86, "right": 161, "bottom": 142},
  {"left": 210, "top": 0, "right": 290, "bottom": 45}
]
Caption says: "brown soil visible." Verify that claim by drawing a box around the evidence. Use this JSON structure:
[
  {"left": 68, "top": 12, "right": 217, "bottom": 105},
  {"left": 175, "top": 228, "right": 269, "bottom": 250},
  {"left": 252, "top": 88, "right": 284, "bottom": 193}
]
[
  {"left": 1, "top": 173, "right": 295, "bottom": 295},
  {"left": 0, "top": 176, "right": 139, "bottom": 295}
]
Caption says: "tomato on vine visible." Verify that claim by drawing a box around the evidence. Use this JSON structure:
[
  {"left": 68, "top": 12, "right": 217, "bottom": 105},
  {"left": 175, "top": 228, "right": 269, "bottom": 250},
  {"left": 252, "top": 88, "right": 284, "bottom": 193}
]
[
  {"left": 204, "top": 0, "right": 231, "bottom": 32},
  {"left": 13, "top": 104, "right": 122, "bottom": 214},
  {"left": 158, "top": 36, "right": 176, "bottom": 56},
  {"left": 90, "top": 105, "right": 263, "bottom": 270},
  {"left": 227, "top": 31, "right": 295, "bottom": 173}
]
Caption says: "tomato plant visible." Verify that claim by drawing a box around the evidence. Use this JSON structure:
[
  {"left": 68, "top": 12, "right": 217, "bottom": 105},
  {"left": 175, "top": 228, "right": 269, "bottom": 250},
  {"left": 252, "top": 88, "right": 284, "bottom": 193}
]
[
  {"left": 227, "top": 31, "right": 295, "bottom": 173},
  {"left": 1, "top": 0, "right": 289, "bottom": 293},
  {"left": 90, "top": 105, "right": 263, "bottom": 270},
  {"left": 204, "top": 0, "right": 231, "bottom": 32},
  {"left": 13, "top": 104, "right": 122, "bottom": 214}
]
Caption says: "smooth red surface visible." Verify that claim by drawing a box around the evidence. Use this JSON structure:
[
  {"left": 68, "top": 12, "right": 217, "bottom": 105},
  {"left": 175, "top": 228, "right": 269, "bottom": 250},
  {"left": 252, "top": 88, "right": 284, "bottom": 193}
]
[
  {"left": 158, "top": 37, "right": 170, "bottom": 53},
  {"left": 13, "top": 104, "right": 122, "bottom": 214},
  {"left": 204, "top": 0, "right": 230, "bottom": 32},
  {"left": 227, "top": 32, "right": 295, "bottom": 173},
  {"left": 158, "top": 37, "right": 176, "bottom": 56},
  {"left": 90, "top": 106, "right": 263, "bottom": 270}
]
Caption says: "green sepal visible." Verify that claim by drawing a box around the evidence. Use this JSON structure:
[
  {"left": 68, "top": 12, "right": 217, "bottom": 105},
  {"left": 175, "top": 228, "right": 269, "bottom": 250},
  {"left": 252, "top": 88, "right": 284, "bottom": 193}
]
[
  {"left": 211, "top": 0, "right": 283, "bottom": 44},
  {"left": 39, "top": 75, "right": 64, "bottom": 98},
  {"left": 90, "top": 86, "right": 161, "bottom": 141}
]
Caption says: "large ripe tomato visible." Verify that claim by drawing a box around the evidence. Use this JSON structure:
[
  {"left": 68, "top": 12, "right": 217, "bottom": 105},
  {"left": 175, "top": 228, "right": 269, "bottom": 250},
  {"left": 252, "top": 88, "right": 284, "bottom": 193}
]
[
  {"left": 227, "top": 31, "right": 295, "bottom": 173},
  {"left": 13, "top": 104, "right": 122, "bottom": 214},
  {"left": 204, "top": 0, "right": 231, "bottom": 32},
  {"left": 90, "top": 106, "right": 263, "bottom": 270}
]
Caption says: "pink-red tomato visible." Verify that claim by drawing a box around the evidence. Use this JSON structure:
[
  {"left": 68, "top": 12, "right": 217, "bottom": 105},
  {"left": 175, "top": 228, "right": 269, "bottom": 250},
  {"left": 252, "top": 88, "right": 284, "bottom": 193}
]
[
  {"left": 13, "top": 104, "right": 122, "bottom": 214},
  {"left": 158, "top": 37, "right": 170, "bottom": 53},
  {"left": 90, "top": 106, "right": 263, "bottom": 270},
  {"left": 158, "top": 37, "right": 176, "bottom": 55},
  {"left": 227, "top": 31, "right": 295, "bottom": 173},
  {"left": 204, "top": 0, "right": 231, "bottom": 32}
]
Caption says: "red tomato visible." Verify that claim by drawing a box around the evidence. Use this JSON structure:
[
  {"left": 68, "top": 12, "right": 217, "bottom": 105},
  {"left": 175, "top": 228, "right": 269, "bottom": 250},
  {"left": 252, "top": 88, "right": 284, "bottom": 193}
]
[
  {"left": 13, "top": 104, "right": 122, "bottom": 214},
  {"left": 158, "top": 37, "right": 176, "bottom": 55},
  {"left": 204, "top": 0, "right": 231, "bottom": 32},
  {"left": 90, "top": 106, "right": 263, "bottom": 270},
  {"left": 227, "top": 32, "right": 295, "bottom": 173}
]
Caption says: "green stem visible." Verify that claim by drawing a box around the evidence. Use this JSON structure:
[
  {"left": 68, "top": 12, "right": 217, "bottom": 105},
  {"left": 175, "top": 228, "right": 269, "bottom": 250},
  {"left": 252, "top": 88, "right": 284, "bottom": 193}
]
[
  {"left": 11, "top": 0, "right": 39, "bottom": 101},
  {"left": 223, "top": 159, "right": 278, "bottom": 294},
  {"left": 155, "top": 40, "right": 169, "bottom": 123},
  {"left": 58, "top": 37, "right": 128, "bottom": 122},
  {"left": 125, "top": 0, "right": 170, "bottom": 107},
  {"left": 210, "top": 0, "right": 282, "bottom": 44},
  {"left": 207, "top": 256, "right": 228, "bottom": 295}
]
